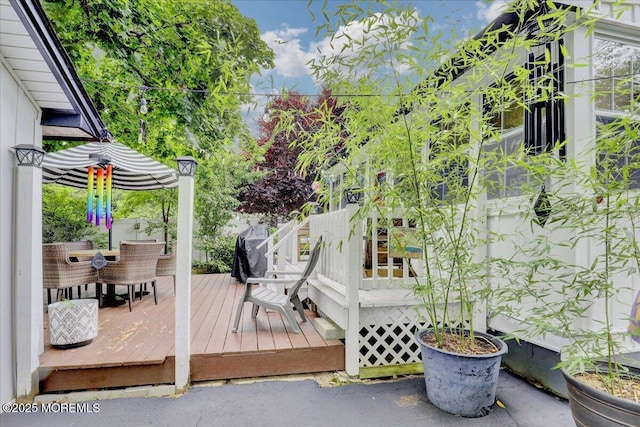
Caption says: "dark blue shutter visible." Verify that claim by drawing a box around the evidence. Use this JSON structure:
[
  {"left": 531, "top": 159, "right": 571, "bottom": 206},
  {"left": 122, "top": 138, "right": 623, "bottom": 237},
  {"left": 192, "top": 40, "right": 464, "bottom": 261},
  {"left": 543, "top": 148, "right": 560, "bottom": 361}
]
[
  {"left": 525, "top": 39, "right": 565, "bottom": 158},
  {"left": 524, "top": 52, "right": 534, "bottom": 150}
]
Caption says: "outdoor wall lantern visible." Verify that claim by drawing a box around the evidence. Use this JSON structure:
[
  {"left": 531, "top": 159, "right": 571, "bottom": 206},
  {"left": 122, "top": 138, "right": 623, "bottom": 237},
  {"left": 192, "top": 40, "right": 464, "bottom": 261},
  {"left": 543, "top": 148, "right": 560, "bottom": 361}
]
[
  {"left": 344, "top": 187, "right": 363, "bottom": 204},
  {"left": 176, "top": 156, "right": 198, "bottom": 177},
  {"left": 13, "top": 144, "right": 45, "bottom": 167}
]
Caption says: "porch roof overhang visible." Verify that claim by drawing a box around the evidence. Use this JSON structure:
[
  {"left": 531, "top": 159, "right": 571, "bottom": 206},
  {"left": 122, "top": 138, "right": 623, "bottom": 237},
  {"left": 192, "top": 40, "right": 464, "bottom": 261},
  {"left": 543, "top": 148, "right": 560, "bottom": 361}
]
[
  {"left": 1, "top": 0, "right": 109, "bottom": 141},
  {"left": 423, "top": 1, "right": 583, "bottom": 92}
]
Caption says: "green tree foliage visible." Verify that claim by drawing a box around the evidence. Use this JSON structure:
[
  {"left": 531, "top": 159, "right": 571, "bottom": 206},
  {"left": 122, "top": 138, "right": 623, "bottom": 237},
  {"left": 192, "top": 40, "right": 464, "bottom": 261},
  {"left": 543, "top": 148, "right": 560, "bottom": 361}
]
[
  {"left": 195, "top": 150, "right": 260, "bottom": 261},
  {"left": 40, "top": 0, "right": 274, "bottom": 243},
  {"left": 42, "top": 0, "right": 274, "bottom": 156},
  {"left": 42, "top": 185, "right": 106, "bottom": 245},
  {"left": 117, "top": 189, "right": 176, "bottom": 248}
]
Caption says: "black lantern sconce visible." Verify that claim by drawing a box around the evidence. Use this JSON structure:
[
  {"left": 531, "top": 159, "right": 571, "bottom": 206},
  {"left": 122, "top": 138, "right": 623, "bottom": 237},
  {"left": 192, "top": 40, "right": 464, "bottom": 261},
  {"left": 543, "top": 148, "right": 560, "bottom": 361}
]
[
  {"left": 344, "top": 187, "right": 363, "bottom": 204},
  {"left": 176, "top": 156, "right": 198, "bottom": 177},
  {"left": 13, "top": 144, "right": 45, "bottom": 167}
]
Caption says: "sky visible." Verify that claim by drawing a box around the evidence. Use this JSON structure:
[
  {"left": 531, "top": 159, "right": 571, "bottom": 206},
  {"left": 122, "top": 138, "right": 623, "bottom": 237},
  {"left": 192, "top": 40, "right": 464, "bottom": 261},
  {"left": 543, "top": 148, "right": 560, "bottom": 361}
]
[{"left": 232, "top": 0, "right": 509, "bottom": 131}]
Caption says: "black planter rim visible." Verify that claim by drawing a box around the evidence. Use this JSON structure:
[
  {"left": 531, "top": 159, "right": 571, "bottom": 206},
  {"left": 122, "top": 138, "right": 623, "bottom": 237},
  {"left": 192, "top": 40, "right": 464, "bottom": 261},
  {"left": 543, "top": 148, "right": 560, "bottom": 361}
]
[
  {"left": 416, "top": 327, "right": 508, "bottom": 359},
  {"left": 561, "top": 367, "right": 640, "bottom": 413}
]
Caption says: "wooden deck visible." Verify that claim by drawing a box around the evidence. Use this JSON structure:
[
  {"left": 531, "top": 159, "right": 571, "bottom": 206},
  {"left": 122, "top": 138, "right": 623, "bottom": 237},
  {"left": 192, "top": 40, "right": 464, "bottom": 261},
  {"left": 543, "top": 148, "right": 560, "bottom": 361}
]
[{"left": 39, "top": 274, "right": 344, "bottom": 393}]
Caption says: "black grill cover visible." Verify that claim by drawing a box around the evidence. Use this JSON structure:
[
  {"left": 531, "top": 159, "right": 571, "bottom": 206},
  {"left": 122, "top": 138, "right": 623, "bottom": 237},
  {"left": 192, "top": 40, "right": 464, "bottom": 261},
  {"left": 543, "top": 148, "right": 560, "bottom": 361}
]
[{"left": 231, "top": 224, "right": 269, "bottom": 283}]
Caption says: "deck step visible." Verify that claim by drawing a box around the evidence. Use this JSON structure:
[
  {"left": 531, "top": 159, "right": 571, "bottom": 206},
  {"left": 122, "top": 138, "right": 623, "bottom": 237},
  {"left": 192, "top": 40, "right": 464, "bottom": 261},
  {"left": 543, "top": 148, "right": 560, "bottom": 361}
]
[
  {"left": 307, "top": 278, "right": 348, "bottom": 329},
  {"left": 313, "top": 317, "right": 345, "bottom": 340}
]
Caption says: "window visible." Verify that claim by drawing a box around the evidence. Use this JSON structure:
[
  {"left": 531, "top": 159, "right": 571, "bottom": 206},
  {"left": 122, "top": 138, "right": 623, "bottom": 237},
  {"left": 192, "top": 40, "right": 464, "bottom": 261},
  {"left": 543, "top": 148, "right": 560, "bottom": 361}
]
[
  {"left": 432, "top": 156, "right": 469, "bottom": 202},
  {"left": 524, "top": 40, "right": 566, "bottom": 157},
  {"left": 484, "top": 40, "right": 565, "bottom": 199},
  {"left": 594, "top": 39, "right": 640, "bottom": 113},
  {"left": 596, "top": 116, "right": 640, "bottom": 190},
  {"left": 484, "top": 128, "right": 530, "bottom": 199},
  {"left": 594, "top": 39, "right": 640, "bottom": 191},
  {"left": 484, "top": 81, "right": 524, "bottom": 134}
]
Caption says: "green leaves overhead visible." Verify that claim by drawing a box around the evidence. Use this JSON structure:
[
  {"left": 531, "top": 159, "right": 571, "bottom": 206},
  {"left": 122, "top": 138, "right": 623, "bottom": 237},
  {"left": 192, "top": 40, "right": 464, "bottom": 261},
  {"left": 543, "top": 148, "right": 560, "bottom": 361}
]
[
  {"left": 43, "top": 0, "right": 274, "bottom": 158},
  {"left": 41, "top": 0, "right": 275, "bottom": 248}
]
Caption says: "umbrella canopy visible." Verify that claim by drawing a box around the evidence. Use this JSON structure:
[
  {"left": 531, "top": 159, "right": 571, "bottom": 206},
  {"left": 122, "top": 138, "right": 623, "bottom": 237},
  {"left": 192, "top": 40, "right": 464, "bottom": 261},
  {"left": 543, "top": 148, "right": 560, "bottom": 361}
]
[{"left": 42, "top": 141, "right": 178, "bottom": 190}]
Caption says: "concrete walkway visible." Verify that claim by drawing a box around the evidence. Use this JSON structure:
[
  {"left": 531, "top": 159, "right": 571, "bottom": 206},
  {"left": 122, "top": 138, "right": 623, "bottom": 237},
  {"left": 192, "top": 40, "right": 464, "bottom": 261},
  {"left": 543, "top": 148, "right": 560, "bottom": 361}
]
[{"left": 1, "top": 370, "right": 573, "bottom": 427}]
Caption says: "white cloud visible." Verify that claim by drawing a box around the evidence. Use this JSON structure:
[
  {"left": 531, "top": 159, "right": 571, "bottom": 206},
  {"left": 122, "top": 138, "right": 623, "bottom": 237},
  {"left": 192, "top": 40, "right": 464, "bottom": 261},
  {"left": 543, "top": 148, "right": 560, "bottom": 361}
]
[
  {"left": 261, "top": 26, "right": 315, "bottom": 78},
  {"left": 475, "top": 0, "right": 510, "bottom": 24},
  {"left": 309, "top": 11, "right": 420, "bottom": 80},
  {"left": 258, "top": 9, "right": 421, "bottom": 86}
]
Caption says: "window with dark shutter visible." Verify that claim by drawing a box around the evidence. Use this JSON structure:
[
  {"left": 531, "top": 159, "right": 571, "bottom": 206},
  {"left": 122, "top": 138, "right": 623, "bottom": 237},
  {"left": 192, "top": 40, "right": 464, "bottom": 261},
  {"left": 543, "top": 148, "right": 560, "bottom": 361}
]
[
  {"left": 524, "top": 39, "right": 566, "bottom": 160},
  {"left": 483, "top": 39, "right": 567, "bottom": 200}
]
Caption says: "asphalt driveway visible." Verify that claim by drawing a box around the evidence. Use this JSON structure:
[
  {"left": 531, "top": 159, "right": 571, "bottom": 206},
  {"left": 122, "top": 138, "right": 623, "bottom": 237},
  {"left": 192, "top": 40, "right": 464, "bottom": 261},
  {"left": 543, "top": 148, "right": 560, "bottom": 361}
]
[{"left": 1, "top": 370, "right": 573, "bottom": 427}]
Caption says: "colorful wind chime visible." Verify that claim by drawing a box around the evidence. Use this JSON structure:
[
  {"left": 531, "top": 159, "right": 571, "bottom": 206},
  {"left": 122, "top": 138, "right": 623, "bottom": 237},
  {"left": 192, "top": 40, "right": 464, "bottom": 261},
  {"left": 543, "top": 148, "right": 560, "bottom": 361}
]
[{"left": 87, "top": 164, "right": 113, "bottom": 229}]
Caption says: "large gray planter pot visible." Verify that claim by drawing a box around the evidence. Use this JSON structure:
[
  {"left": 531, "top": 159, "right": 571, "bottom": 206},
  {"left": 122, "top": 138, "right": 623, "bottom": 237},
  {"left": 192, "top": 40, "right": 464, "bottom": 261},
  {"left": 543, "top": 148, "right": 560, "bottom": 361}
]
[
  {"left": 416, "top": 328, "right": 508, "bottom": 417},
  {"left": 562, "top": 368, "right": 640, "bottom": 427},
  {"left": 48, "top": 299, "right": 98, "bottom": 349}
]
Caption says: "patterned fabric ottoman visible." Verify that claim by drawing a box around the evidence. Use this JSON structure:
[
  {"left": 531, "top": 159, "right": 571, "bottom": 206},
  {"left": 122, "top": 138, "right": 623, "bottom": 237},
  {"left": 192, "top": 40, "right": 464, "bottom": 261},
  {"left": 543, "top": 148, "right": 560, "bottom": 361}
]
[{"left": 48, "top": 299, "right": 98, "bottom": 348}]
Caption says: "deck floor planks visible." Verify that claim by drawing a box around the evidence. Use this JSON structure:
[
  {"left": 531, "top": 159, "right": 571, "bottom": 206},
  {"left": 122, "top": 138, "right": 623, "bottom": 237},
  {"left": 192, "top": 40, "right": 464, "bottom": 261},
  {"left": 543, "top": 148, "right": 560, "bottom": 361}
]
[
  {"left": 238, "top": 299, "right": 259, "bottom": 353},
  {"left": 93, "top": 282, "right": 171, "bottom": 365},
  {"left": 190, "top": 274, "right": 227, "bottom": 354},
  {"left": 202, "top": 275, "right": 242, "bottom": 355},
  {"left": 125, "top": 280, "right": 177, "bottom": 365},
  {"left": 187, "top": 274, "right": 212, "bottom": 329},
  {"left": 40, "top": 273, "right": 345, "bottom": 391},
  {"left": 298, "top": 311, "right": 331, "bottom": 348},
  {"left": 54, "top": 300, "right": 137, "bottom": 368},
  {"left": 216, "top": 280, "right": 247, "bottom": 355},
  {"left": 40, "top": 277, "right": 176, "bottom": 370},
  {"left": 254, "top": 306, "right": 277, "bottom": 351},
  {"left": 42, "top": 302, "right": 140, "bottom": 370},
  {"left": 168, "top": 273, "right": 218, "bottom": 357},
  {"left": 81, "top": 279, "right": 174, "bottom": 367},
  {"left": 285, "top": 312, "right": 313, "bottom": 349},
  {"left": 266, "top": 310, "right": 294, "bottom": 350}
]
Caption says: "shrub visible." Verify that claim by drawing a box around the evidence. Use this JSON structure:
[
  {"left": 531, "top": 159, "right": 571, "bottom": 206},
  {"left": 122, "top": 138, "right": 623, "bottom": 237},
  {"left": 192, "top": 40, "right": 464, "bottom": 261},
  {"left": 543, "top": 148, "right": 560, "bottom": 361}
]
[{"left": 194, "top": 234, "right": 236, "bottom": 273}]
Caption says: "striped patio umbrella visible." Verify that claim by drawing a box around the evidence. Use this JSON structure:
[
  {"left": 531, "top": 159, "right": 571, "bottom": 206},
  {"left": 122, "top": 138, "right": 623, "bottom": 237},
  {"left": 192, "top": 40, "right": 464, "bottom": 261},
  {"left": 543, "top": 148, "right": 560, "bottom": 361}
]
[{"left": 42, "top": 141, "right": 178, "bottom": 190}]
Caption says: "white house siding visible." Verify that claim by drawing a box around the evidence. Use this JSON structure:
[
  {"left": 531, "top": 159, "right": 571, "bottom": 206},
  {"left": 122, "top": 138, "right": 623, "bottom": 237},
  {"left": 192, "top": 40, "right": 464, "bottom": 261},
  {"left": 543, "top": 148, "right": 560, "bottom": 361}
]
[
  {"left": 0, "top": 57, "right": 42, "bottom": 405},
  {"left": 597, "top": 0, "right": 640, "bottom": 24},
  {"left": 483, "top": 7, "right": 640, "bottom": 354}
]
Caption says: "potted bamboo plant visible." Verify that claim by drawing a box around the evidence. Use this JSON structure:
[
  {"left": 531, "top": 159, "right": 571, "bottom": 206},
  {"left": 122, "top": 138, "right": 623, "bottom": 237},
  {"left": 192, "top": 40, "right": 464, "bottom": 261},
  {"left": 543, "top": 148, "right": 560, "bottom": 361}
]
[
  {"left": 491, "top": 96, "right": 640, "bottom": 425},
  {"left": 284, "top": 0, "right": 565, "bottom": 417}
]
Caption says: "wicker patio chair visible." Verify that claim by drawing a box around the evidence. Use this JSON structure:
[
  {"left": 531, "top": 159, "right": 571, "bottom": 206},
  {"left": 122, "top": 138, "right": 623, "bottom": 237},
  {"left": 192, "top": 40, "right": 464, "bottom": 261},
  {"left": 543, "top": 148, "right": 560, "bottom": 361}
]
[
  {"left": 43, "top": 243, "right": 99, "bottom": 305},
  {"left": 122, "top": 239, "right": 160, "bottom": 297},
  {"left": 97, "top": 241, "right": 165, "bottom": 311},
  {"left": 232, "top": 236, "right": 323, "bottom": 334},
  {"left": 62, "top": 240, "right": 94, "bottom": 257},
  {"left": 62, "top": 240, "right": 94, "bottom": 296},
  {"left": 156, "top": 251, "right": 176, "bottom": 295}
]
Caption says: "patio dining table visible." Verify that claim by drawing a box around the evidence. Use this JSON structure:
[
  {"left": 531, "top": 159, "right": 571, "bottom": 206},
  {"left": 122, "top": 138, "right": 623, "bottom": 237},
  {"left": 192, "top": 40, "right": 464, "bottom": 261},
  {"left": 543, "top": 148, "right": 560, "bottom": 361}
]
[
  {"left": 68, "top": 248, "right": 124, "bottom": 307},
  {"left": 68, "top": 249, "right": 120, "bottom": 259}
]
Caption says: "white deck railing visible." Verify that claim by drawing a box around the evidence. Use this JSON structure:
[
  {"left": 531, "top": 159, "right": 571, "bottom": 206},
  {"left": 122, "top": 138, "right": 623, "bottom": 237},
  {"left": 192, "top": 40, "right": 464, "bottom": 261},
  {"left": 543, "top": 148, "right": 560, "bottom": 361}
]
[{"left": 309, "top": 206, "right": 361, "bottom": 286}]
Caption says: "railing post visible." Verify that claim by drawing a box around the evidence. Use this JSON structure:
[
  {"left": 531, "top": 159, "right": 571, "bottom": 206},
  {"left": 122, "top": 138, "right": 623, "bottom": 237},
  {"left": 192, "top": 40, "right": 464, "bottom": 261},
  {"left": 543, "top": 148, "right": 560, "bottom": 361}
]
[
  {"left": 175, "top": 157, "right": 197, "bottom": 393},
  {"left": 266, "top": 234, "right": 274, "bottom": 272},
  {"left": 12, "top": 144, "right": 44, "bottom": 402},
  {"left": 344, "top": 204, "right": 361, "bottom": 376}
]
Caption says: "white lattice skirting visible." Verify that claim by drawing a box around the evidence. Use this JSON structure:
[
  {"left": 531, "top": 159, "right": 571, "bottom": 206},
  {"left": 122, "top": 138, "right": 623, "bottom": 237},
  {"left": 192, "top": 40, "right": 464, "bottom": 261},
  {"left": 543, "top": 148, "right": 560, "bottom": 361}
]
[
  {"left": 359, "top": 303, "right": 471, "bottom": 368},
  {"left": 48, "top": 299, "right": 98, "bottom": 348}
]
